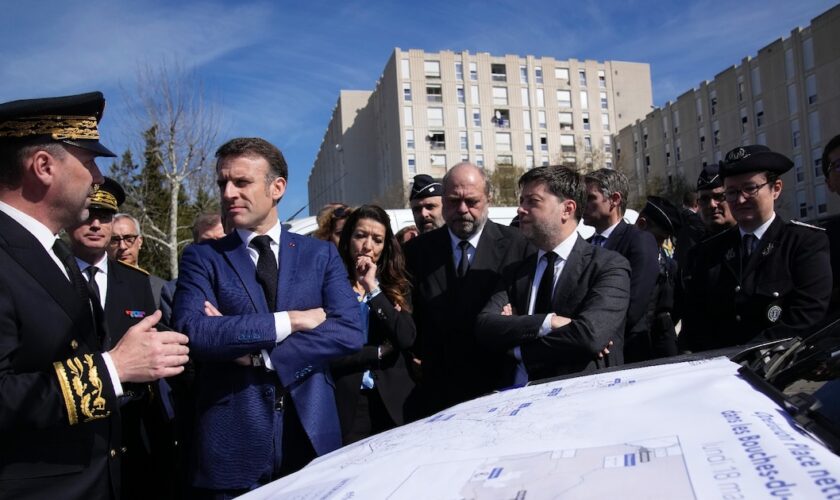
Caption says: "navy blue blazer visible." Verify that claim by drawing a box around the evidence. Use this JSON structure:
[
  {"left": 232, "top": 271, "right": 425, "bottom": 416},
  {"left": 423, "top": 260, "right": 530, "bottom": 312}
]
[{"left": 173, "top": 228, "right": 363, "bottom": 490}]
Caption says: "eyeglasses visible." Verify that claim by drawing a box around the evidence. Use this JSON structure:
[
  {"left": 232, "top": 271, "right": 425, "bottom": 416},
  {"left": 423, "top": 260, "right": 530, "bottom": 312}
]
[
  {"left": 724, "top": 181, "right": 770, "bottom": 202},
  {"left": 86, "top": 209, "right": 114, "bottom": 223},
  {"left": 332, "top": 206, "right": 350, "bottom": 219},
  {"left": 109, "top": 234, "right": 139, "bottom": 246},
  {"left": 698, "top": 192, "right": 726, "bottom": 204}
]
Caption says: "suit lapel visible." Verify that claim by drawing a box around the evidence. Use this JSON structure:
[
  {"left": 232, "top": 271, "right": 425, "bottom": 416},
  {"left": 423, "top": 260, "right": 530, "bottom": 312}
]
[
  {"left": 552, "top": 237, "right": 589, "bottom": 311},
  {"left": 428, "top": 228, "right": 453, "bottom": 293},
  {"left": 276, "top": 228, "right": 300, "bottom": 312},
  {"left": 720, "top": 228, "right": 740, "bottom": 283},
  {"left": 222, "top": 232, "right": 269, "bottom": 314},
  {"left": 471, "top": 221, "right": 505, "bottom": 271},
  {"left": 604, "top": 220, "right": 626, "bottom": 251},
  {"left": 744, "top": 216, "right": 784, "bottom": 284}
]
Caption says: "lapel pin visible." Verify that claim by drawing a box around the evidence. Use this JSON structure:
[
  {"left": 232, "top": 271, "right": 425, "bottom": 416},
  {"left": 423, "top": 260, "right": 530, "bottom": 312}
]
[
  {"left": 725, "top": 248, "right": 735, "bottom": 260},
  {"left": 762, "top": 243, "right": 774, "bottom": 257},
  {"left": 124, "top": 310, "right": 146, "bottom": 318},
  {"left": 289, "top": 242, "right": 296, "bottom": 247}
]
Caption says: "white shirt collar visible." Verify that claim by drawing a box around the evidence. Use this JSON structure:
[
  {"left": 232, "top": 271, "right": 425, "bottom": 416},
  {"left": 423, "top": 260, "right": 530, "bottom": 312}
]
[
  {"left": 0, "top": 200, "right": 58, "bottom": 252},
  {"left": 597, "top": 220, "right": 621, "bottom": 239},
  {"left": 538, "top": 230, "right": 578, "bottom": 262},
  {"left": 739, "top": 212, "right": 776, "bottom": 241},
  {"left": 448, "top": 222, "right": 485, "bottom": 251},
  {"left": 236, "top": 220, "right": 282, "bottom": 248},
  {"left": 75, "top": 252, "right": 109, "bottom": 274}
]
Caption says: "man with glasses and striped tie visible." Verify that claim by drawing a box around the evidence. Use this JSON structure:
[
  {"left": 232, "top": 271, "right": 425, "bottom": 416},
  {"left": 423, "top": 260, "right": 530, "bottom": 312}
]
[{"left": 679, "top": 145, "right": 831, "bottom": 353}]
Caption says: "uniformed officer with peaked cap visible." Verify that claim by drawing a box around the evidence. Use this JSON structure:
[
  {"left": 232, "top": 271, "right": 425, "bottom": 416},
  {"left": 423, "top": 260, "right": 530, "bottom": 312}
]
[
  {"left": 0, "top": 92, "right": 189, "bottom": 499},
  {"left": 679, "top": 145, "right": 832, "bottom": 352},
  {"left": 409, "top": 174, "right": 445, "bottom": 233}
]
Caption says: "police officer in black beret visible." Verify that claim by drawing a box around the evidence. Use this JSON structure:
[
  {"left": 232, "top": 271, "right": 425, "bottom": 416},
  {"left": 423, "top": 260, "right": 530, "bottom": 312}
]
[
  {"left": 679, "top": 145, "right": 832, "bottom": 352},
  {"left": 0, "top": 93, "right": 189, "bottom": 499},
  {"left": 409, "top": 174, "right": 444, "bottom": 234}
]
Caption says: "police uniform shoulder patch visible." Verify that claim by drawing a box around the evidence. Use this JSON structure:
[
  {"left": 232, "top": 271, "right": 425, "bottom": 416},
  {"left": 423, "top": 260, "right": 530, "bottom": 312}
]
[
  {"left": 789, "top": 219, "right": 825, "bottom": 231},
  {"left": 115, "top": 259, "right": 150, "bottom": 275}
]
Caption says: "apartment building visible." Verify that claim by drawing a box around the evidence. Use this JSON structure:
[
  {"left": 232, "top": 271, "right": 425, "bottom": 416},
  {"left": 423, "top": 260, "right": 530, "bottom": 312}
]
[
  {"left": 308, "top": 48, "right": 652, "bottom": 212},
  {"left": 615, "top": 4, "right": 840, "bottom": 220}
]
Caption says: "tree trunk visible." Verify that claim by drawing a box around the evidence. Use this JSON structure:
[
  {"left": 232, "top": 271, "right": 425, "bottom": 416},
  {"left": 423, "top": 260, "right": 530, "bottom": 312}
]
[{"left": 169, "top": 181, "right": 180, "bottom": 278}]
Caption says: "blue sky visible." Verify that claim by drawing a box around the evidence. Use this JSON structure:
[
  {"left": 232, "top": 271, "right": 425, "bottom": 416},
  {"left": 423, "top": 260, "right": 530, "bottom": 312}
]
[{"left": 1, "top": 0, "right": 835, "bottom": 220}]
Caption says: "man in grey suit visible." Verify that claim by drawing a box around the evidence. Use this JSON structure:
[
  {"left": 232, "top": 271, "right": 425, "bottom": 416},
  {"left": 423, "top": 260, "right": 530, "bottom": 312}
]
[{"left": 476, "top": 166, "right": 631, "bottom": 384}]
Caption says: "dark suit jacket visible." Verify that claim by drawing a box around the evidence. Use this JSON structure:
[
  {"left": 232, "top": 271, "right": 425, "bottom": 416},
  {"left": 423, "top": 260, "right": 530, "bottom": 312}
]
[
  {"left": 331, "top": 292, "right": 416, "bottom": 441},
  {"left": 476, "top": 236, "right": 631, "bottom": 382},
  {"left": 404, "top": 221, "right": 533, "bottom": 413},
  {"left": 590, "top": 220, "right": 659, "bottom": 361},
  {"left": 680, "top": 217, "right": 832, "bottom": 352},
  {"left": 173, "top": 229, "right": 363, "bottom": 490},
  {"left": 0, "top": 211, "right": 120, "bottom": 500}
]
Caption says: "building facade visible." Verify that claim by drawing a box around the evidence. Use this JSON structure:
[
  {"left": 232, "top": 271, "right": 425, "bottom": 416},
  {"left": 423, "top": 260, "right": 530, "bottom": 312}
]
[
  {"left": 308, "top": 48, "right": 653, "bottom": 212},
  {"left": 615, "top": 4, "right": 840, "bottom": 220}
]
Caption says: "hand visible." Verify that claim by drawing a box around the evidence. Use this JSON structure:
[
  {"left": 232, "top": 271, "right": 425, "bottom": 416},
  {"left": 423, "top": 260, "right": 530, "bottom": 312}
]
[
  {"left": 109, "top": 310, "right": 190, "bottom": 383},
  {"left": 501, "top": 303, "right": 513, "bottom": 316},
  {"left": 289, "top": 308, "right": 326, "bottom": 331},
  {"left": 355, "top": 255, "right": 378, "bottom": 292},
  {"left": 204, "top": 302, "right": 251, "bottom": 366},
  {"left": 597, "top": 340, "right": 614, "bottom": 359}
]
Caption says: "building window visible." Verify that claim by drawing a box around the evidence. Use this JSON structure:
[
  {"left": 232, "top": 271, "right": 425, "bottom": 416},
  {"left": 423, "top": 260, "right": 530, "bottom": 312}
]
[
  {"left": 813, "top": 147, "right": 823, "bottom": 178},
  {"left": 676, "top": 139, "right": 681, "bottom": 161},
  {"left": 603, "top": 136, "right": 612, "bottom": 153},
  {"left": 524, "top": 133, "right": 533, "bottom": 151},
  {"left": 424, "top": 60, "right": 441, "bottom": 79},
  {"left": 584, "top": 135, "right": 592, "bottom": 152},
  {"left": 427, "top": 108, "right": 444, "bottom": 127},
  {"left": 407, "top": 154, "right": 416, "bottom": 173},
  {"left": 473, "top": 131, "right": 483, "bottom": 150},
  {"left": 557, "top": 90, "right": 572, "bottom": 108},
  {"left": 751, "top": 66, "right": 762, "bottom": 95},
  {"left": 522, "top": 110, "right": 531, "bottom": 130},
  {"left": 537, "top": 110, "right": 546, "bottom": 129},
  {"left": 428, "top": 131, "right": 445, "bottom": 150},
  {"left": 492, "top": 87, "right": 509, "bottom": 105},
  {"left": 540, "top": 134, "right": 548, "bottom": 152},
  {"left": 802, "top": 37, "right": 815, "bottom": 71},
  {"left": 456, "top": 86, "right": 465, "bottom": 104},
  {"left": 520, "top": 87, "right": 530, "bottom": 107},
  {"left": 401, "top": 58, "right": 410, "bottom": 79},
  {"left": 809, "top": 110, "right": 821, "bottom": 144},
  {"left": 526, "top": 156, "right": 535, "bottom": 168},
  {"left": 471, "top": 85, "right": 480, "bottom": 105},
  {"left": 788, "top": 84, "right": 799, "bottom": 114},
  {"left": 536, "top": 88, "right": 545, "bottom": 107},
  {"left": 403, "top": 106, "right": 413, "bottom": 127},
  {"left": 541, "top": 156, "right": 549, "bottom": 166},
  {"left": 519, "top": 65, "right": 528, "bottom": 84},
  {"left": 403, "top": 83, "right": 412, "bottom": 102},
  {"left": 460, "top": 131, "right": 469, "bottom": 150},
  {"left": 555, "top": 67, "right": 569, "bottom": 83},
  {"left": 740, "top": 108, "right": 748, "bottom": 134},
  {"left": 475, "top": 154, "right": 484, "bottom": 167},
  {"left": 431, "top": 154, "right": 447, "bottom": 167},
  {"left": 580, "top": 91, "right": 589, "bottom": 109},
  {"left": 599, "top": 91, "right": 608, "bottom": 109},
  {"left": 535, "top": 66, "right": 543, "bottom": 84},
  {"left": 469, "top": 62, "right": 478, "bottom": 81},
  {"left": 406, "top": 130, "right": 415, "bottom": 149},
  {"left": 496, "top": 133, "right": 512, "bottom": 152},
  {"left": 426, "top": 84, "right": 442, "bottom": 103},
  {"left": 737, "top": 77, "right": 745, "bottom": 102},
  {"left": 457, "top": 108, "right": 467, "bottom": 128},
  {"left": 598, "top": 70, "right": 606, "bottom": 89},
  {"left": 578, "top": 70, "right": 587, "bottom": 86},
  {"left": 601, "top": 112, "right": 610, "bottom": 131},
  {"left": 491, "top": 63, "right": 507, "bottom": 82},
  {"left": 673, "top": 110, "right": 680, "bottom": 134},
  {"left": 493, "top": 109, "right": 510, "bottom": 128},
  {"left": 806, "top": 75, "right": 817, "bottom": 105},
  {"left": 455, "top": 62, "right": 464, "bottom": 81},
  {"left": 559, "top": 112, "right": 573, "bottom": 131},
  {"left": 582, "top": 112, "right": 590, "bottom": 131},
  {"left": 712, "top": 121, "right": 720, "bottom": 146},
  {"left": 797, "top": 190, "right": 807, "bottom": 218},
  {"left": 560, "top": 134, "right": 575, "bottom": 153},
  {"left": 785, "top": 48, "right": 795, "bottom": 81},
  {"left": 472, "top": 108, "right": 481, "bottom": 126},
  {"left": 791, "top": 119, "right": 800, "bottom": 149},
  {"left": 496, "top": 154, "right": 513, "bottom": 166},
  {"left": 755, "top": 100, "right": 764, "bottom": 128},
  {"left": 816, "top": 185, "right": 827, "bottom": 214},
  {"left": 710, "top": 89, "right": 717, "bottom": 116},
  {"left": 794, "top": 154, "right": 804, "bottom": 183}
]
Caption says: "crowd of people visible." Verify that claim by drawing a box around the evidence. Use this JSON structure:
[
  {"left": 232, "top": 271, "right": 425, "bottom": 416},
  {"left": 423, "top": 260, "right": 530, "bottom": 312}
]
[{"left": 1, "top": 90, "right": 838, "bottom": 499}]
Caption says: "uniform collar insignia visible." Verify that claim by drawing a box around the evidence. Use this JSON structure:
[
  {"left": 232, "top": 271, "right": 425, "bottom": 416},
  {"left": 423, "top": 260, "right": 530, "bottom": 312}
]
[
  {"left": 762, "top": 243, "right": 774, "bottom": 256},
  {"left": 725, "top": 248, "right": 735, "bottom": 260}
]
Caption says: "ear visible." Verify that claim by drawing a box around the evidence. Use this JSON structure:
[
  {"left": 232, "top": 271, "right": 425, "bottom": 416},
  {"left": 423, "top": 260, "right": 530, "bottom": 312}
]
[
  {"left": 29, "top": 149, "right": 58, "bottom": 186},
  {"left": 771, "top": 179, "right": 783, "bottom": 200},
  {"left": 609, "top": 191, "right": 622, "bottom": 208},
  {"left": 271, "top": 176, "right": 287, "bottom": 203}
]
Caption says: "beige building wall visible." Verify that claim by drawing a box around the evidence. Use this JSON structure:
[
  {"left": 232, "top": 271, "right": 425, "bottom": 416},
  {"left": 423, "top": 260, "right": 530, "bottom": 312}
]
[
  {"left": 309, "top": 48, "right": 653, "bottom": 212},
  {"left": 615, "top": 4, "right": 840, "bottom": 220}
]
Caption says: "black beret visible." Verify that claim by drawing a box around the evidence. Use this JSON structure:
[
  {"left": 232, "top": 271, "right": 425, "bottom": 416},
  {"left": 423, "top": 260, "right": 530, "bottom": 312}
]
[
  {"left": 696, "top": 163, "right": 723, "bottom": 191},
  {"left": 641, "top": 195, "right": 682, "bottom": 236},
  {"left": 410, "top": 174, "right": 443, "bottom": 201},
  {"left": 88, "top": 177, "right": 125, "bottom": 213},
  {"left": 719, "top": 145, "right": 792, "bottom": 178},
  {"left": 0, "top": 92, "right": 116, "bottom": 157}
]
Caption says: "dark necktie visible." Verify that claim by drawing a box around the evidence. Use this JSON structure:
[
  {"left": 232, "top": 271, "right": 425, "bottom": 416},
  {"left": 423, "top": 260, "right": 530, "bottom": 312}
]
[
  {"left": 592, "top": 234, "right": 607, "bottom": 248},
  {"left": 457, "top": 240, "right": 470, "bottom": 278},
  {"left": 86, "top": 266, "right": 102, "bottom": 305},
  {"left": 251, "top": 235, "right": 278, "bottom": 310},
  {"left": 533, "top": 252, "right": 558, "bottom": 314},
  {"left": 53, "top": 239, "right": 91, "bottom": 305},
  {"left": 742, "top": 234, "right": 756, "bottom": 267}
]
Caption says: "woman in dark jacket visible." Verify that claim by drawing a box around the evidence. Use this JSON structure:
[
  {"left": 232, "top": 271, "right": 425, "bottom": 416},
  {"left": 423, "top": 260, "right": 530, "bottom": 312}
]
[{"left": 332, "top": 205, "right": 416, "bottom": 444}]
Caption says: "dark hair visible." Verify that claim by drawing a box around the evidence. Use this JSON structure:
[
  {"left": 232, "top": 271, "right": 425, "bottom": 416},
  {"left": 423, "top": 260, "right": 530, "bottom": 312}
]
[
  {"left": 584, "top": 168, "right": 629, "bottom": 212},
  {"left": 338, "top": 204, "right": 411, "bottom": 311},
  {"left": 191, "top": 212, "right": 222, "bottom": 242},
  {"left": 519, "top": 165, "right": 585, "bottom": 220},
  {"left": 822, "top": 134, "right": 840, "bottom": 177},
  {"left": 215, "top": 137, "right": 288, "bottom": 183},
  {"left": 0, "top": 138, "right": 66, "bottom": 187}
]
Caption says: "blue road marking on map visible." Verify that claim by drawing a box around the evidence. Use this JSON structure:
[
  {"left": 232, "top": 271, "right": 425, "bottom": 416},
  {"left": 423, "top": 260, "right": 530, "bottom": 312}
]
[
  {"left": 488, "top": 467, "right": 503, "bottom": 479},
  {"left": 548, "top": 388, "right": 563, "bottom": 396}
]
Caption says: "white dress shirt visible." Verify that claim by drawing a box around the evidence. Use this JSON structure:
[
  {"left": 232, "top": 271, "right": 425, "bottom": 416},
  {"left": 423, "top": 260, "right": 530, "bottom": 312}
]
[
  {"left": 76, "top": 253, "right": 109, "bottom": 310},
  {"left": 448, "top": 223, "right": 485, "bottom": 271}
]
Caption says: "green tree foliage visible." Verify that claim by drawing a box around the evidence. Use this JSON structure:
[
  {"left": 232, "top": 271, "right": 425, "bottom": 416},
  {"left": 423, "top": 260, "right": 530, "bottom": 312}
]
[{"left": 489, "top": 163, "right": 525, "bottom": 207}]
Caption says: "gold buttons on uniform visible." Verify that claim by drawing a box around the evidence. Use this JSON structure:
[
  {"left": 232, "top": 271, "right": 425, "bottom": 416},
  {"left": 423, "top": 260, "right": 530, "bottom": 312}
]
[
  {"left": 121, "top": 446, "right": 128, "bottom": 453},
  {"left": 70, "top": 339, "right": 79, "bottom": 350},
  {"left": 734, "top": 286, "right": 741, "bottom": 293},
  {"left": 110, "top": 449, "right": 117, "bottom": 458},
  {"left": 772, "top": 292, "right": 779, "bottom": 298}
]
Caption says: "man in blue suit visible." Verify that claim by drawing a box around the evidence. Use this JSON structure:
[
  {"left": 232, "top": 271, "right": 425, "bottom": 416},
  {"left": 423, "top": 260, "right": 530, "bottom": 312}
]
[{"left": 173, "top": 137, "right": 363, "bottom": 497}]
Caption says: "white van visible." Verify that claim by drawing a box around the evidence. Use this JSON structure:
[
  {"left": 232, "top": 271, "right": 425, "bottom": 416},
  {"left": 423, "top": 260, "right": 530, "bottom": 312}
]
[{"left": 283, "top": 207, "right": 638, "bottom": 240}]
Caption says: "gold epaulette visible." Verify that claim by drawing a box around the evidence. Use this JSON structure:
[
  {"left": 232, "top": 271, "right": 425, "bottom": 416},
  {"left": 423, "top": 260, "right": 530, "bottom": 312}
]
[
  {"left": 115, "top": 259, "right": 150, "bottom": 275},
  {"left": 53, "top": 354, "right": 111, "bottom": 425}
]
